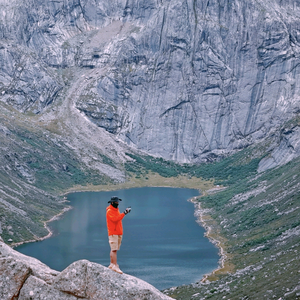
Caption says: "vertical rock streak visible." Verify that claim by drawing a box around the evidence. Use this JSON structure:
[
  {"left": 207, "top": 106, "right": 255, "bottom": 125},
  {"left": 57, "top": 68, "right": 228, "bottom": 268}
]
[{"left": 1, "top": 0, "right": 300, "bottom": 165}]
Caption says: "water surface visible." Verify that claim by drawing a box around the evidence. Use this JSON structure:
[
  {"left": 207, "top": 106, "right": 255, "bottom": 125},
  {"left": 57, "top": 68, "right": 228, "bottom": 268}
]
[{"left": 17, "top": 187, "right": 219, "bottom": 290}]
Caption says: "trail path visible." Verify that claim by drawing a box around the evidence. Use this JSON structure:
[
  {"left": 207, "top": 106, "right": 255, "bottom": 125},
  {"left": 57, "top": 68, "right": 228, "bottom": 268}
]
[{"left": 38, "top": 21, "right": 136, "bottom": 181}]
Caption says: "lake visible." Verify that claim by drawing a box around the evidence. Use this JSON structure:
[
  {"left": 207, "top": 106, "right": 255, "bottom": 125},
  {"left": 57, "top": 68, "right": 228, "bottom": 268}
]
[{"left": 17, "top": 187, "right": 219, "bottom": 290}]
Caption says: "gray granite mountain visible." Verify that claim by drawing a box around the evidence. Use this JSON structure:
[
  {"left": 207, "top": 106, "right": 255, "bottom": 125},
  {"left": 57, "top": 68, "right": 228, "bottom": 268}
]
[
  {"left": 0, "top": 238, "right": 172, "bottom": 300},
  {"left": 1, "top": 0, "right": 300, "bottom": 169}
]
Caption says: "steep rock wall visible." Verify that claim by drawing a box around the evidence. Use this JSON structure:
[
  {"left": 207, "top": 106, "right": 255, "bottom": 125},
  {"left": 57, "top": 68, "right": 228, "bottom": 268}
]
[
  {"left": 1, "top": 0, "right": 300, "bottom": 166},
  {"left": 86, "top": 0, "right": 300, "bottom": 163}
]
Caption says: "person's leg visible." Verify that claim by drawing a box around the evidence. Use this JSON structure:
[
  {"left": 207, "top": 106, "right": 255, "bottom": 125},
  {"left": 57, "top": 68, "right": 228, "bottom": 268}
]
[
  {"left": 110, "top": 250, "right": 117, "bottom": 265},
  {"left": 108, "top": 235, "right": 123, "bottom": 273},
  {"left": 108, "top": 235, "right": 118, "bottom": 268}
]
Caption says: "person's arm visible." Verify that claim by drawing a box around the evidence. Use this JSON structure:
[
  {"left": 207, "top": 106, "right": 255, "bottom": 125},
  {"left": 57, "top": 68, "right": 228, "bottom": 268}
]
[{"left": 107, "top": 210, "right": 125, "bottom": 223}]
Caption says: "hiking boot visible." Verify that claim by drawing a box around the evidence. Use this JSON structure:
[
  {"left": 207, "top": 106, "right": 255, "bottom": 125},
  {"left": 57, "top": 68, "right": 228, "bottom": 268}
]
[{"left": 111, "top": 264, "right": 123, "bottom": 274}]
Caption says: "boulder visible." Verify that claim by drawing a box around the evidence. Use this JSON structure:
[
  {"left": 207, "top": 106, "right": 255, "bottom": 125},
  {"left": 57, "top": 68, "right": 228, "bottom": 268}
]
[
  {"left": 19, "top": 276, "right": 78, "bottom": 300},
  {"left": 0, "top": 240, "right": 59, "bottom": 283},
  {"left": 0, "top": 240, "right": 173, "bottom": 299},
  {"left": 52, "top": 260, "right": 172, "bottom": 300},
  {"left": 0, "top": 257, "right": 31, "bottom": 300}
]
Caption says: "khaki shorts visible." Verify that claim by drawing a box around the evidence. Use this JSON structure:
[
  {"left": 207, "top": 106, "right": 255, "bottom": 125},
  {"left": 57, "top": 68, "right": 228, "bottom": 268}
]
[{"left": 109, "top": 235, "right": 123, "bottom": 251}]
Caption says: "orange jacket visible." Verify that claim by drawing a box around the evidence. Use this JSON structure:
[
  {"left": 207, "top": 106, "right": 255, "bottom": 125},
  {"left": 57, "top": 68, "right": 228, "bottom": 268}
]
[{"left": 106, "top": 205, "right": 125, "bottom": 236}]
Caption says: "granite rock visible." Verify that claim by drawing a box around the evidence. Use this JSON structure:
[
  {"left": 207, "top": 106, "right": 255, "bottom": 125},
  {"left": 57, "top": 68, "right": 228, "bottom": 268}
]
[
  {"left": 53, "top": 259, "right": 172, "bottom": 300},
  {"left": 0, "top": 257, "right": 31, "bottom": 300},
  {"left": 0, "top": 240, "right": 172, "bottom": 300}
]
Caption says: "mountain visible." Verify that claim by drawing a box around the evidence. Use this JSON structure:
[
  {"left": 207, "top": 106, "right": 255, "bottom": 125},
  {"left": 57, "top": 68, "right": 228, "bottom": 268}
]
[
  {"left": 1, "top": 0, "right": 300, "bottom": 165},
  {"left": 0, "top": 0, "right": 299, "bottom": 299}
]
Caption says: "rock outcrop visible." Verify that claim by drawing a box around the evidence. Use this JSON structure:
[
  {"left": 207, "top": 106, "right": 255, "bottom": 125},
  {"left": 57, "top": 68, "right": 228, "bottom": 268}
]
[{"left": 0, "top": 239, "right": 172, "bottom": 300}]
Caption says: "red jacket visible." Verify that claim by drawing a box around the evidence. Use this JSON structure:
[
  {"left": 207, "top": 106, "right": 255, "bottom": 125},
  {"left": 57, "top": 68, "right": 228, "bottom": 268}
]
[{"left": 106, "top": 205, "right": 125, "bottom": 236}]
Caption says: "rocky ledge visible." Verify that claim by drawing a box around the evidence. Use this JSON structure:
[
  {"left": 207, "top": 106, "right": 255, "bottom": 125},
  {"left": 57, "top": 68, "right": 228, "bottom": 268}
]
[{"left": 0, "top": 238, "right": 172, "bottom": 300}]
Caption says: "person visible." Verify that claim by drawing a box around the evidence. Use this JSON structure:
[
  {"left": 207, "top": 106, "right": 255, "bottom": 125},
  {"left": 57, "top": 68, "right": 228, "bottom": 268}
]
[{"left": 106, "top": 196, "right": 131, "bottom": 274}]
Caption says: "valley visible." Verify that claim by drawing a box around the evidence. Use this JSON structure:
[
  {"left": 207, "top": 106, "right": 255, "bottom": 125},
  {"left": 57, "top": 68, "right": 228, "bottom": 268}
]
[{"left": 0, "top": 0, "right": 300, "bottom": 299}]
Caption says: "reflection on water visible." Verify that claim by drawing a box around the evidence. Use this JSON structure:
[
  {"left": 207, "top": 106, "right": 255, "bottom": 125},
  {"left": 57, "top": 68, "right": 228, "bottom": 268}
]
[{"left": 17, "top": 187, "right": 219, "bottom": 290}]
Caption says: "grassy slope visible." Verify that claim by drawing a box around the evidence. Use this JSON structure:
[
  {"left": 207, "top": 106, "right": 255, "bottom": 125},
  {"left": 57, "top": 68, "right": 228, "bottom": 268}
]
[
  {"left": 163, "top": 154, "right": 300, "bottom": 300},
  {"left": 0, "top": 104, "right": 110, "bottom": 244}
]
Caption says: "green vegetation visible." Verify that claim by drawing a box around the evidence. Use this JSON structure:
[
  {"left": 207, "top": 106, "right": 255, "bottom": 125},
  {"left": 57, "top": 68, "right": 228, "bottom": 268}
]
[
  {"left": 0, "top": 107, "right": 111, "bottom": 245},
  {"left": 11, "top": 127, "right": 108, "bottom": 192},
  {"left": 125, "top": 148, "right": 261, "bottom": 185},
  {"left": 164, "top": 153, "right": 300, "bottom": 300},
  {"left": 125, "top": 153, "right": 179, "bottom": 178},
  {"left": 125, "top": 147, "right": 300, "bottom": 300},
  {"left": 99, "top": 154, "right": 116, "bottom": 168}
]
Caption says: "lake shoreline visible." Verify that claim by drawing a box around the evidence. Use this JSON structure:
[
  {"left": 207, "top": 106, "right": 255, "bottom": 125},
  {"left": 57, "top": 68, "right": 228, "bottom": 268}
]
[
  {"left": 11, "top": 206, "right": 72, "bottom": 249},
  {"left": 189, "top": 194, "right": 235, "bottom": 282},
  {"left": 12, "top": 179, "right": 231, "bottom": 285}
]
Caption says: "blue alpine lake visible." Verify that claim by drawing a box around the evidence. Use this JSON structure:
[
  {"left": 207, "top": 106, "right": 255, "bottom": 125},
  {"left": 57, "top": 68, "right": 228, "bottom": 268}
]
[{"left": 16, "top": 187, "right": 219, "bottom": 290}]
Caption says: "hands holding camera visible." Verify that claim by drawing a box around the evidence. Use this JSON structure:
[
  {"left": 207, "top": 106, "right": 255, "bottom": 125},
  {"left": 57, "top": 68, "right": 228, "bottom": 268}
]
[{"left": 124, "top": 207, "right": 131, "bottom": 215}]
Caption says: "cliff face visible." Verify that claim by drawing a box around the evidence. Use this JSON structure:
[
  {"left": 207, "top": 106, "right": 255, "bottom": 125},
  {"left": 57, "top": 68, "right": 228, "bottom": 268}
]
[
  {"left": 1, "top": 0, "right": 300, "bottom": 167},
  {"left": 0, "top": 239, "right": 172, "bottom": 300}
]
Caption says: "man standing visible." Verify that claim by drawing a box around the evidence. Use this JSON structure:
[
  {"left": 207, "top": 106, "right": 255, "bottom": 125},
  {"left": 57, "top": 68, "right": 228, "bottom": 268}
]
[{"left": 106, "top": 196, "right": 131, "bottom": 274}]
